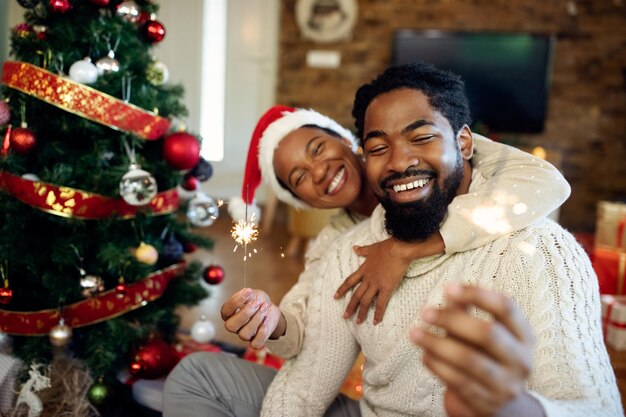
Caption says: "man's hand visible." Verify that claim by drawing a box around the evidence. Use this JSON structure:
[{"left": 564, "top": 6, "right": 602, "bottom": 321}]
[
  {"left": 220, "top": 288, "right": 286, "bottom": 350},
  {"left": 410, "top": 284, "right": 543, "bottom": 417}
]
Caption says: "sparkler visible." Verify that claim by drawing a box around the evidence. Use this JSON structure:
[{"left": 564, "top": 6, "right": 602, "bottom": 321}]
[{"left": 230, "top": 186, "right": 259, "bottom": 287}]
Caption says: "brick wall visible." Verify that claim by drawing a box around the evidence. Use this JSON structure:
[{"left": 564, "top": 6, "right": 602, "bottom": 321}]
[{"left": 276, "top": 0, "right": 626, "bottom": 232}]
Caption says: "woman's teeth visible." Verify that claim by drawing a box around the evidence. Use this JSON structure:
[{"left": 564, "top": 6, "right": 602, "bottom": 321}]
[
  {"left": 393, "top": 178, "right": 429, "bottom": 193},
  {"left": 327, "top": 168, "right": 345, "bottom": 193}
]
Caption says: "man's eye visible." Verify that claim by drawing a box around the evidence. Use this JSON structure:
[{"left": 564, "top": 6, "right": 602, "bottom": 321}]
[
  {"left": 412, "top": 135, "right": 434, "bottom": 143},
  {"left": 367, "top": 146, "right": 387, "bottom": 155}
]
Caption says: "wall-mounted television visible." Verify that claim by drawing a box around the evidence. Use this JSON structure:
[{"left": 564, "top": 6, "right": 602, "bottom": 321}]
[{"left": 392, "top": 30, "right": 555, "bottom": 133}]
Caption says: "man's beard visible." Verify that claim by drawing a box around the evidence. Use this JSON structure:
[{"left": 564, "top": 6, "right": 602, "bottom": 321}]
[{"left": 379, "top": 157, "right": 464, "bottom": 242}]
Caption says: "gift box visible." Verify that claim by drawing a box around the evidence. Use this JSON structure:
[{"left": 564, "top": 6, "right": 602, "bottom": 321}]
[
  {"left": 592, "top": 202, "right": 626, "bottom": 294},
  {"left": 602, "top": 295, "right": 626, "bottom": 350}
]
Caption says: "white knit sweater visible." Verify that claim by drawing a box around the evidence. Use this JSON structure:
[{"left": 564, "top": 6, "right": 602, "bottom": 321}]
[
  {"left": 265, "top": 135, "right": 572, "bottom": 359},
  {"left": 261, "top": 174, "right": 621, "bottom": 417}
]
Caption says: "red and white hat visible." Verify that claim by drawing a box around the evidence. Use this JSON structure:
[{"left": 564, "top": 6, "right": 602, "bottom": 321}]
[{"left": 228, "top": 105, "right": 357, "bottom": 221}]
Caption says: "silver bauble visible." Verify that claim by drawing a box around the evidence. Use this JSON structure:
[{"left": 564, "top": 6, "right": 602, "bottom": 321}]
[
  {"left": 80, "top": 273, "right": 105, "bottom": 297},
  {"left": 116, "top": 1, "right": 140, "bottom": 22},
  {"left": 190, "top": 315, "right": 216, "bottom": 343},
  {"left": 119, "top": 164, "right": 158, "bottom": 206},
  {"left": 49, "top": 319, "right": 72, "bottom": 347},
  {"left": 69, "top": 57, "right": 99, "bottom": 84},
  {"left": 21, "top": 173, "right": 40, "bottom": 182},
  {"left": 187, "top": 193, "right": 219, "bottom": 227},
  {"left": 95, "top": 50, "right": 120, "bottom": 75}
]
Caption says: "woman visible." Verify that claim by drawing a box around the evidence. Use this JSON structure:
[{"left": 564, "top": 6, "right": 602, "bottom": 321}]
[{"left": 163, "top": 105, "right": 570, "bottom": 417}]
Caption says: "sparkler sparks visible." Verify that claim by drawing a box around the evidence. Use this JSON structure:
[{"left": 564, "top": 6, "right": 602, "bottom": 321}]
[{"left": 231, "top": 217, "right": 259, "bottom": 248}]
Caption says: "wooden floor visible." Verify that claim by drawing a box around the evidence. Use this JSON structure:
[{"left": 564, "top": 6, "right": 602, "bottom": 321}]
[{"left": 176, "top": 204, "right": 304, "bottom": 348}]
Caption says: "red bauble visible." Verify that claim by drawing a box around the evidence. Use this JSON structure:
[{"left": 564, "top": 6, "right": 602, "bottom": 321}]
[
  {"left": 162, "top": 132, "right": 200, "bottom": 170},
  {"left": 182, "top": 175, "right": 199, "bottom": 191},
  {"left": 144, "top": 20, "right": 166, "bottom": 43},
  {"left": 0, "top": 101, "right": 10, "bottom": 125},
  {"left": 203, "top": 265, "right": 224, "bottom": 285},
  {"left": 128, "top": 337, "right": 178, "bottom": 379},
  {"left": 89, "top": 0, "right": 110, "bottom": 6},
  {"left": 49, "top": 0, "right": 71, "bottom": 13},
  {"left": 183, "top": 241, "right": 197, "bottom": 253},
  {"left": 10, "top": 127, "right": 36, "bottom": 153},
  {"left": 0, "top": 287, "right": 13, "bottom": 305},
  {"left": 115, "top": 282, "right": 126, "bottom": 299},
  {"left": 137, "top": 10, "right": 151, "bottom": 25}
]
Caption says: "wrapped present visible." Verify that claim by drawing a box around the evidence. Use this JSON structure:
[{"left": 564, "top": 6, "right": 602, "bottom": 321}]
[
  {"left": 592, "top": 201, "right": 626, "bottom": 294},
  {"left": 602, "top": 295, "right": 626, "bottom": 350}
]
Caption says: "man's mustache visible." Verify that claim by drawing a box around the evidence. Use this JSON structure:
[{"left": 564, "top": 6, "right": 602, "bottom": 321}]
[{"left": 380, "top": 168, "right": 437, "bottom": 190}]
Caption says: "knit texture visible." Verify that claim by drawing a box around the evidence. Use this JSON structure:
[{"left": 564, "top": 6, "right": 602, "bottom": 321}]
[{"left": 261, "top": 175, "right": 620, "bottom": 417}]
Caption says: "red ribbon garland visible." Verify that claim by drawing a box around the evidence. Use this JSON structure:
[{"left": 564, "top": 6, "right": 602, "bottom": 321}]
[
  {"left": 0, "top": 263, "right": 186, "bottom": 335},
  {"left": 0, "top": 171, "right": 179, "bottom": 219}
]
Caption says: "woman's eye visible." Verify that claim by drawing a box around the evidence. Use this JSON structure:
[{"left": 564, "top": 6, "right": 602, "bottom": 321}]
[
  {"left": 313, "top": 142, "right": 323, "bottom": 156},
  {"left": 295, "top": 172, "right": 305, "bottom": 186}
]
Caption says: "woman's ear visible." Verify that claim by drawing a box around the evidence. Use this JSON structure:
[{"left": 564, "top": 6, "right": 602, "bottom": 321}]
[{"left": 457, "top": 125, "right": 474, "bottom": 160}]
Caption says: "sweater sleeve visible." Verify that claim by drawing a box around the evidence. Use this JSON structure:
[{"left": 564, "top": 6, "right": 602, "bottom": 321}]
[
  {"left": 265, "top": 219, "right": 349, "bottom": 358},
  {"left": 261, "top": 243, "right": 360, "bottom": 416},
  {"left": 441, "top": 134, "right": 571, "bottom": 254},
  {"left": 493, "top": 224, "right": 622, "bottom": 416}
]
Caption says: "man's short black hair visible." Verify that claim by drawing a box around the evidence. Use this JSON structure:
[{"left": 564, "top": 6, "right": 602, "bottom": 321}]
[{"left": 352, "top": 61, "right": 472, "bottom": 143}]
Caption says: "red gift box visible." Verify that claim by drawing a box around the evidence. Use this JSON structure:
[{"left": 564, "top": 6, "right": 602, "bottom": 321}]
[{"left": 593, "top": 210, "right": 626, "bottom": 295}]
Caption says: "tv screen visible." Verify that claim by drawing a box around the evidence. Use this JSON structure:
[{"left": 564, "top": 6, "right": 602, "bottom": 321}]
[{"left": 392, "top": 30, "right": 555, "bottom": 133}]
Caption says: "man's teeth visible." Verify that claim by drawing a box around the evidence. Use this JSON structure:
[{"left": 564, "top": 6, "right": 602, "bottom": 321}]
[
  {"left": 327, "top": 168, "right": 345, "bottom": 193},
  {"left": 393, "top": 178, "right": 429, "bottom": 193}
]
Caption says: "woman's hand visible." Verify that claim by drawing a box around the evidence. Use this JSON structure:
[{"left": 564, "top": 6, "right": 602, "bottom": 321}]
[
  {"left": 335, "top": 234, "right": 445, "bottom": 325},
  {"left": 220, "top": 288, "right": 286, "bottom": 349}
]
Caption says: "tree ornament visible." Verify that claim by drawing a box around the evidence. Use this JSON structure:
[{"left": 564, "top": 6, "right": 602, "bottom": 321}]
[
  {"left": 137, "top": 10, "right": 151, "bottom": 25},
  {"left": 134, "top": 242, "right": 158, "bottom": 265},
  {"left": 116, "top": 1, "right": 140, "bottom": 22},
  {"left": 79, "top": 268, "right": 104, "bottom": 298},
  {"left": 32, "top": 24, "right": 47, "bottom": 40},
  {"left": 183, "top": 241, "right": 197, "bottom": 253},
  {"left": 119, "top": 163, "right": 158, "bottom": 206},
  {"left": 146, "top": 61, "right": 169, "bottom": 86},
  {"left": 190, "top": 158, "right": 213, "bottom": 182},
  {"left": 69, "top": 57, "right": 99, "bottom": 84},
  {"left": 87, "top": 379, "right": 111, "bottom": 407},
  {"left": 0, "top": 101, "right": 10, "bottom": 125},
  {"left": 160, "top": 235, "right": 184, "bottom": 265},
  {"left": 163, "top": 132, "right": 201, "bottom": 170},
  {"left": 14, "top": 23, "right": 33, "bottom": 38},
  {"left": 88, "top": 0, "right": 110, "bottom": 7},
  {"left": 21, "top": 173, "right": 41, "bottom": 181},
  {"left": 202, "top": 264, "right": 224, "bottom": 285},
  {"left": 182, "top": 175, "right": 199, "bottom": 191},
  {"left": 115, "top": 277, "right": 126, "bottom": 299},
  {"left": 49, "top": 318, "right": 72, "bottom": 347},
  {"left": 49, "top": 0, "right": 71, "bottom": 13},
  {"left": 95, "top": 50, "right": 120, "bottom": 75},
  {"left": 187, "top": 193, "right": 219, "bottom": 227},
  {"left": 144, "top": 20, "right": 166, "bottom": 43},
  {"left": 1, "top": 125, "right": 11, "bottom": 156},
  {"left": 191, "top": 315, "right": 216, "bottom": 343},
  {"left": 17, "top": 0, "right": 39, "bottom": 8},
  {"left": 0, "top": 284, "right": 12, "bottom": 305},
  {"left": 128, "top": 337, "right": 178, "bottom": 379},
  {"left": 10, "top": 126, "right": 36, "bottom": 154}
]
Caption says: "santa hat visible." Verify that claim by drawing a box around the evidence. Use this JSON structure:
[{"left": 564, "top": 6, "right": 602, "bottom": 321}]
[{"left": 228, "top": 105, "right": 357, "bottom": 221}]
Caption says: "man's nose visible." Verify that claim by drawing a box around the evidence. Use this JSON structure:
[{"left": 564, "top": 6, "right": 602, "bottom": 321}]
[{"left": 386, "top": 143, "right": 419, "bottom": 173}]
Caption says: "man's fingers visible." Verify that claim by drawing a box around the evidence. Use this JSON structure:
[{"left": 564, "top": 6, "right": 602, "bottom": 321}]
[
  {"left": 352, "top": 244, "right": 370, "bottom": 257},
  {"left": 343, "top": 282, "right": 369, "bottom": 319},
  {"left": 335, "top": 269, "right": 363, "bottom": 299},
  {"left": 445, "top": 284, "right": 534, "bottom": 345},
  {"left": 356, "top": 287, "right": 379, "bottom": 324},
  {"left": 220, "top": 288, "right": 255, "bottom": 320},
  {"left": 223, "top": 298, "right": 262, "bottom": 334},
  {"left": 419, "top": 306, "right": 532, "bottom": 376}
]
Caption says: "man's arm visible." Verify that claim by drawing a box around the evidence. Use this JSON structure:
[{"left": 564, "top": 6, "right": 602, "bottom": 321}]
[{"left": 261, "top": 244, "right": 360, "bottom": 416}]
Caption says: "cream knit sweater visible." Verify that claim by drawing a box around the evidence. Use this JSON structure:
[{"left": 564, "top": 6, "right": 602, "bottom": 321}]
[
  {"left": 261, "top": 172, "right": 621, "bottom": 417},
  {"left": 265, "top": 135, "right": 571, "bottom": 359}
]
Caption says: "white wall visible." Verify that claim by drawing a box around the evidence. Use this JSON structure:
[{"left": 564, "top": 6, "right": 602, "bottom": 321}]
[{"left": 3, "top": 0, "right": 281, "bottom": 203}]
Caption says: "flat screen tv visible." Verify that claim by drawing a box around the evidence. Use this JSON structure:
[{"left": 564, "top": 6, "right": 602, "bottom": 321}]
[{"left": 392, "top": 30, "right": 555, "bottom": 133}]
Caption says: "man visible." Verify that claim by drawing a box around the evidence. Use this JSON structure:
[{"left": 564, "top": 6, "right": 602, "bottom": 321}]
[{"left": 260, "top": 62, "right": 621, "bottom": 416}]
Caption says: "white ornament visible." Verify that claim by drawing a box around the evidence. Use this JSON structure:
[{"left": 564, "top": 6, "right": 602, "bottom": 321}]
[
  {"left": 49, "top": 319, "right": 72, "bottom": 347},
  {"left": 146, "top": 61, "right": 169, "bottom": 86},
  {"left": 69, "top": 57, "right": 98, "bottom": 84},
  {"left": 191, "top": 315, "right": 216, "bottom": 343},
  {"left": 15, "top": 364, "right": 51, "bottom": 417},
  {"left": 187, "top": 193, "right": 219, "bottom": 227},
  {"left": 116, "top": 1, "right": 140, "bottom": 22},
  {"left": 119, "top": 163, "right": 158, "bottom": 206},
  {"left": 21, "top": 173, "right": 40, "bottom": 182}
]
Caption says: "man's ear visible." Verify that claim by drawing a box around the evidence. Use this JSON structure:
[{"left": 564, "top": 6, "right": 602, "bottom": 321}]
[{"left": 457, "top": 125, "right": 474, "bottom": 161}]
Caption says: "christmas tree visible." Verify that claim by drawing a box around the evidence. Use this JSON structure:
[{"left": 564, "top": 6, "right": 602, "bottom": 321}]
[{"left": 0, "top": 0, "right": 216, "bottom": 412}]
